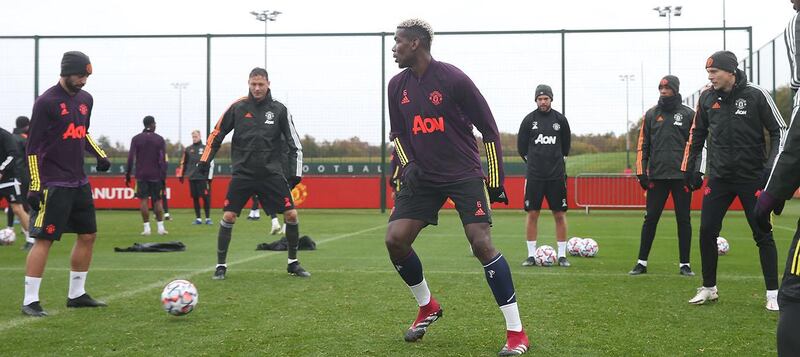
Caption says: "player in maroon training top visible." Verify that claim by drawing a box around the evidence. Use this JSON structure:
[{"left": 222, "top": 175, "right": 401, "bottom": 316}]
[
  {"left": 385, "top": 19, "right": 529, "bottom": 356},
  {"left": 22, "top": 51, "right": 111, "bottom": 317}
]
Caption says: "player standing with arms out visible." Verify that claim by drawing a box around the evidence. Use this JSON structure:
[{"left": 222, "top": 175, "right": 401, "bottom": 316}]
[
  {"left": 178, "top": 129, "right": 213, "bottom": 225},
  {"left": 23, "top": 51, "right": 111, "bottom": 316},
  {"left": 386, "top": 19, "right": 528, "bottom": 355},
  {"left": 682, "top": 51, "right": 786, "bottom": 310},
  {"left": 754, "top": 0, "right": 800, "bottom": 354},
  {"left": 517, "top": 84, "right": 571, "bottom": 267},
  {"left": 198, "top": 67, "right": 307, "bottom": 280},
  {"left": 125, "top": 116, "right": 168, "bottom": 235},
  {"left": 9, "top": 116, "right": 35, "bottom": 250},
  {"left": 629, "top": 76, "right": 696, "bottom": 276}
]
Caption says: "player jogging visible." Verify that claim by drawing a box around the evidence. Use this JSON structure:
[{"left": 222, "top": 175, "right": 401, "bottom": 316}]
[
  {"left": 386, "top": 19, "right": 528, "bottom": 356},
  {"left": 22, "top": 51, "right": 111, "bottom": 316},
  {"left": 629, "top": 75, "right": 696, "bottom": 276},
  {"left": 198, "top": 67, "right": 308, "bottom": 280},
  {"left": 517, "top": 84, "right": 571, "bottom": 267},
  {"left": 682, "top": 50, "right": 786, "bottom": 310}
]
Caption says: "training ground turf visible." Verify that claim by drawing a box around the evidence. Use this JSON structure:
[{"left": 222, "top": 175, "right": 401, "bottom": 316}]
[{"left": 1, "top": 203, "right": 796, "bottom": 356}]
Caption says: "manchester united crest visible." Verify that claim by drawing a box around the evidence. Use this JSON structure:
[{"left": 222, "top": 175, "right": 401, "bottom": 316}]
[
  {"left": 292, "top": 182, "right": 308, "bottom": 207},
  {"left": 735, "top": 98, "right": 747, "bottom": 110},
  {"left": 553, "top": 123, "right": 560, "bottom": 131},
  {"left": 79, "top": 104, "right": 88, "bottom": 115},
  {"left": 429, "top": 90, "right": 443, "bottom": 106}
]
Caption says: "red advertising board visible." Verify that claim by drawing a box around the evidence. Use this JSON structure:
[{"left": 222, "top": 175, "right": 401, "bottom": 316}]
[{"left": 87, "top": 176, "right": 736, "bottom": 211}]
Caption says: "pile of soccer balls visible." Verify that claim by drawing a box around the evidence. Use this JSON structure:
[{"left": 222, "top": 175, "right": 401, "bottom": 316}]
[
  {"left": 0, "top": 227, "right": 16, "bottom": 246},
  {"left": 161, "top": 279, "right": 198, "bottom": 316},
  {"left": 567, "top": 237, "right": 599, "bottom": 258}
]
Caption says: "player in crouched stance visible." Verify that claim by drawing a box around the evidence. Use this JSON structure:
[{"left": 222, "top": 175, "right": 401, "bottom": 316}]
[{"left": 386, "top": 19, "right": 528, "bottom": 355}]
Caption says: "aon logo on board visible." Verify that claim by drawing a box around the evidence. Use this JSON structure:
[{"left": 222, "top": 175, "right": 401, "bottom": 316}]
[{"left": 534, "top": 134, "right": 557, "bottom": 145}]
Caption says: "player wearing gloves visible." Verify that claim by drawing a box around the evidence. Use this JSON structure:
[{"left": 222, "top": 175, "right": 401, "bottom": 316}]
[
  {"left": 385, "top": 19, "right": 528, "bottom": 356},
  {"left": 177, "top": 129, "right": 213, "bottom": 225},
  {"left": 125, "top": 116, "right": 168, "bottom": 235}
]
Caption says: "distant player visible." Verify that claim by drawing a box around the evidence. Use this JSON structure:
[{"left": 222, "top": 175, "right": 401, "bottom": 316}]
[
  {"left": 9, "top": 116, "right": 35, "bottom": 250},
  {"left": 198, "top": 67, "right": 307, "bottom": 280},
  {"left": 386, "top": 19, "right": 528, "bottom": 355},
  {"left": 125, "top": 116, "right": 168, "bottom": 235},
  {"left": 178, "top": 129, "right": 213, "bottom": 225},
  {"left": 629, "top": 76, "right": 696, "bottom": 276},
  {"left": 517, "top": 84, "right": 571, "bottom": 267},
  {"left": 23, "top": 51, "right": 111, "bottom": 316},
  {"left": 0, "top": 126, "right": 31, "bottom": 250},
  {"left": 755, "top": 0, "right": 800, "bottom": 354},
  {"left": 682, "top": 51, "right": 786, "bottom": 310}
]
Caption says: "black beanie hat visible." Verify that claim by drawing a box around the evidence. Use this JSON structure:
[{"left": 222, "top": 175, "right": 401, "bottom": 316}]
[
  {"left": 534, "top": 84, "right": 553, "bottom": 100},
  {"left": 60, "top": 51, "right": 92, "bottom": 76},
  {"left": 705, "top": 50, "right": 738, "bottom": 73},
  {"left": 143, "top": 115, "right": 156, "bottom": 128},
  {"left": 658, "top": 75, "right": 680, "bottom": 94},
  {"left": 15, "top": 116, "right": 30, "bottom": 129}
]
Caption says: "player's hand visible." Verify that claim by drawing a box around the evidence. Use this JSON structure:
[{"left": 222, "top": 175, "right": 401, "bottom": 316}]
[
  {"left": 178, "top": 176, "right": 184, "bottom": 184},
  {"left": 96, "top": 157, "right": 111, "bottom": 172},
  {"left": 124, "top": 173, "right": 131, "bottom": 187},
  {"left": 287, "top": 176, "right": 302, "bottom": 189},
  {"left": 684, "top": 171, "right": 703, "bottom": 191},
  {"left": 196, "top": 161, "right": 210, "bottom": 176},
  {"left": 27, "top": 191, "right": 42, "bottom": 211},
  {"left": 636, "top": 175, "right": 649, "bottom": 191},
  {"left": 754, "top": 190, "right": 782, "bottom": 232},
  {"left": 402, "top": 162, "right": 423, "bottom": 194},
  {"left": 488, "top": 185, "right": 509, "bottom": 205},
  {"left": 521, "top": 155, "right": 527, "bottom": 163}
]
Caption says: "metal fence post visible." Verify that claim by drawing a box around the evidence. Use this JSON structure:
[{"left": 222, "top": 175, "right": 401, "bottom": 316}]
[
  {"left": 380, "top": 33, "right": 387, "bottom": 213},
  {"left": 561, "top": 30, "right": 566, "bottom": 115},
  {"left": 206, "top": 34, "right": 211, "bottom": 137},
  {"left": 34, "top": 36, "right": 39, "bottom": 99}
]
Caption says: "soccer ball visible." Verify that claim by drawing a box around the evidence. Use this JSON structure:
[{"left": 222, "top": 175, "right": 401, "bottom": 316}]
[
  {"left": 0, "top": 227, "right": 16, "bottom": 245},
  {"left": 534, "top": 245, "right": 557, "bottom": 267},
  {"left": 717, "top": 237, "right": 730, "bottom": 255},
  {"left": 161, "top": 279, "right": 198, "bottom": 316},
  {"left": 567, "top": 237, "right": 584, "bottom": 256},
  {"left": 579, "top": 238, "right": 599, "bottom": 257}
]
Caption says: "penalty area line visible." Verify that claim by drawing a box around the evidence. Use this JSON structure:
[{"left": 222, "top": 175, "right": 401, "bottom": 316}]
[{"left": 0, "top": 223, "right": 386, "bottom": 333}]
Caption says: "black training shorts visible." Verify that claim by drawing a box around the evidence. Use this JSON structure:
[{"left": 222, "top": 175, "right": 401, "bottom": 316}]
[
  {"left": 30, "top": 184, "right": 97, "bottom": 241},
  {"left": 389, "top": 177, "right": 492, "bottom": 226},
  {"left": 224, "top": 175, "right": 294, "bottom": 215},
  {"left": 135, "top": 180, "right": 164, "bottom": 199},
  {"left": 0, "top": 178, "right": 23, "bottom": 203},
  {"left": 524, "top": 178, "right": 568, "bottom": 212},
  {"left": 189, "top": 179, "right": 210, "bottom": 198}
]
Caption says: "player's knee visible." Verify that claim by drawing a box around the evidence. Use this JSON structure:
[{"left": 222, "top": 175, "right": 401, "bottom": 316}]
[
  {"left": 77, "top": 233, "right": 97, "bottom": 243},
  {"left": 222, "top": 211, "right": 237, "bottom": 224},
  {"left": 699, "top": 225, "right": 718, "bottom": 240},
  {"left": 754, "top": 234, "right": 775, "bottom": 247},
  {"left": 553, "top": 212, "right": 567, "bottom": 223},
  {"left": 284, "top": 209, "right": 298, "bottom": 223},
  {"left": 527, "top": 211, "right": 540, "bottom": 221}
]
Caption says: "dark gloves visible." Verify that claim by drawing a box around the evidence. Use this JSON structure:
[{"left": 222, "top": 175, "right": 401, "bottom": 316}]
[
  {"left": 27, "top": 191, "right": 42, "bottom": 211},
  {"left": 636, "top": 175, "right": 649, "bottom": 191},
  {"left": 125, "top": 173, "right": 131, "bottom": 187},
  {"left": 402, "top": 162, "right": 423, "bottom": 194},
  {"left": 684, "top": 171, "right": 703, "bottom": 191},
  {"left": 196, "top": 161, "right": 210, "bottom": 176},
  {"left": 178, "top": 176, "right": 185, "bottom": 184},
  {"left": 754, "top": 190, "right": 785, "bottom": 232},
  {"left": 96, "top": 157, "right": 111, "bottom": 172},
  {"left": 488, "top": 185, "right": 509, "bottom": 205},
  {"left": 287, "top": 176, "right": 302, "bottom": 189}
]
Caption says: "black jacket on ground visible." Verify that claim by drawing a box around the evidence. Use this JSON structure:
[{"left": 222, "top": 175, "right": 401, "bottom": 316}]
[
  {"left": 636, "top": 97, "right": 695, "bottom": 180},
  {"left": 517, "top": 109, "right": 570, "bottom": 180},
  {"left": 682, "top": 69, "right": 786, "bottom": 182}
]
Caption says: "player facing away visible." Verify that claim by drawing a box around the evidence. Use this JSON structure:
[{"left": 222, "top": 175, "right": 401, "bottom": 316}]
[
  {"left": 517, "top": 84, "right": 571, "bottom": 267},
  {"left": 386, "top": 19, "right": 528, "bottom": 356},
  {"left": 682, "top": 51, "right": 786, "bottom": 310},
  {"left": 23, "top": 51, "right": 112, "bottom": 316},
  {"left": 125, "top": 116, "right": 168, "bottom": 235},
  {"left": 755, "top": 1, "right": 800, "bottom": 354},
  {"left": 0, "top": 126, "right": 32, "bottom": 250},
  {"left": 9, "top": 116, "right": 34, "bottom": 250},
  {"left": 177, "top": 129, "right": 213, "bottom": 225},
  {"left": 198, "top": 67, "right": 308, "bottom": 280},
  {"left": 629, "top": 76, "right": 696, "bottom": 276}
]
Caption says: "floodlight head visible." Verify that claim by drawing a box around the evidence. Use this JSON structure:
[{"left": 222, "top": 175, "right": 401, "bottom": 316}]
[
  {"left": 674, "top": 6, "right": 682, "bottom": 16},
  {"left": 664, "top": 5, "right": 672, "bottom": 11},
  {"left": 250, "top": 11, "right": 259, "bottom": 16}
]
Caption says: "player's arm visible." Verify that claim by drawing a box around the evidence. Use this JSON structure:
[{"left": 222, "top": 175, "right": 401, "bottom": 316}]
[
  {"left": 200, "top": 104, "right": 236, "bottom": 166},
  {"left": 517, "top": 115, "right": 531, "bottom": 162},
  {"left": 160, "top": 143, "right": 168, "bottom": 181},
  {"left": 758, "top": 89, "right": 787, "bottom": 172},
  {"left": 681, "top": 91, "right": 710, "bottom": 174},
  {"left": 636, "top": 112, "right": 650, "bottom": 176},
  {"left": 387, "top": 82, "right": 416, "bottom": 168},
  {"left": 788, "top": 13, "right": 800, "bottom": 91},
  {"left": 280, "top": 108, "right": 303, "bottom": 181},
  {"left": 452, "top": 74, "right": 504, "bottom": 189},
  {"left": 177, "top": 148, "right": 189, "bottom": 181},
  {"left": 26, "top": 99, "right": 53, "bottom": 193},
  {"left": 561, "top": 115, "right": 571, "bottom": 158},
  {"left": 0, "top": 130, "right": 18, "bottom": 180}
]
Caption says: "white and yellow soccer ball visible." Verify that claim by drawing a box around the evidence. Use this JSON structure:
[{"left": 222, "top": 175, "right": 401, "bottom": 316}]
[
  {"left": 717, "top": 237, "right": 730, "bottom": 255},
  {"left": 567, "top": 237, "right": 584, "bottom": 256},
  {"left": 161, "top": 279, "right": 198, "bottom": 316},
  {"left": 534, "top": 245, "right": 557, "bottom": 267},
  {"left": 579, "top": 238, "right": 599, "bottom": 257},
  {"left": 0, "top": 227, "right": 16, "bottom": 245}
]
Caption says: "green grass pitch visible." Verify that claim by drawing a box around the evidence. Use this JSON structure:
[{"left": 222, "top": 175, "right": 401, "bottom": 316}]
[{"left": 1, "top": 202, "right": 796, "bottom": 356}]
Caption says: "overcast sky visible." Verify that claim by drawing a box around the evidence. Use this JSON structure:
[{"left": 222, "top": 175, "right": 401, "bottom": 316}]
[{"left": 0, "top": 0, "right": 795, "bottom": 146}]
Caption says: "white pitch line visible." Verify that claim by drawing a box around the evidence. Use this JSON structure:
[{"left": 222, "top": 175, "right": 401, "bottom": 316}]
[{"left": 0, "top": 224, "right": 386, "bottom": 332}]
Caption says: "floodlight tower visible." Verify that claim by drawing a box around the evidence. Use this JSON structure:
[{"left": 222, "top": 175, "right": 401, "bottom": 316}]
[
  {"left": 250, "top": 10, "right": 282, "bottom": 69},
  {"left": 653, "top": 5, "right": 682, "bottom": 74},
  {"left": 171, "top": 82, "right": 189, "bottom": 144}
]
